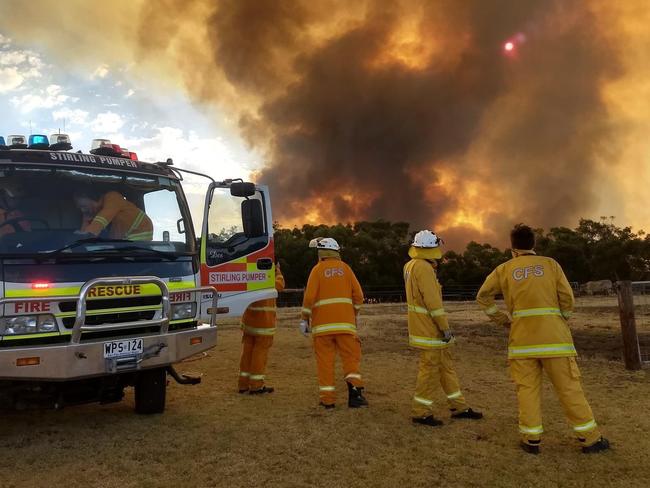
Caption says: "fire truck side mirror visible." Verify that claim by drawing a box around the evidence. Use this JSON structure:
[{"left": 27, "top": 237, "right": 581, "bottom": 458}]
[
  {"left": 241, "top": 199, "right": 264, "bottom": 238},
  {"left": 176, "top": 218, "right": 186, "bottom": 234},
  {"left": 230, "top": 182, "right": 256, "bottom": 198}
]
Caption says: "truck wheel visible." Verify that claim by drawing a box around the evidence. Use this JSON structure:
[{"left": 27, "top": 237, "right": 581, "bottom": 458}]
[{"left": 134, "top": 368, "right": 167, "bottom": 414}]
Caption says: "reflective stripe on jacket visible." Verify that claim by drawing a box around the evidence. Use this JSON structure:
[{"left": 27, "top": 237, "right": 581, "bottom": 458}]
[
  {"left": 241, "top": 269, "right": 285, "bottom": 336},
  {"left": 476, "top": 252, "right": 576, "bottom": 359},
  {"left": 82, "top": 191, "right": 153, "bottom": 241},
  {"left": 301, "top": 258, "right": 363, "bottom": 336},
  {"left": 404, "top": 258, "right": 450, "bottom": 350}
]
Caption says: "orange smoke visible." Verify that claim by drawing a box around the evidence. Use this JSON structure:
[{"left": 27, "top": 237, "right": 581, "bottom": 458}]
[{"left": 1, "top": 1, "right": 650, "bottom": 247}]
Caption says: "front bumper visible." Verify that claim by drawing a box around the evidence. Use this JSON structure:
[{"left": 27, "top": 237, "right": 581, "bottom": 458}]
[{"left": 0, "top": 326, "right": 217, "bottom": 381}]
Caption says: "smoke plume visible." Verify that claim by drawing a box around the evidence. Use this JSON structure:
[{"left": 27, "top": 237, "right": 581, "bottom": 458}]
[
  {"left": 140, "top": 0, "right": 622, "bottom": 245},
  {"left": 1, "top": 0, "right": 639, "bottom": 247}
]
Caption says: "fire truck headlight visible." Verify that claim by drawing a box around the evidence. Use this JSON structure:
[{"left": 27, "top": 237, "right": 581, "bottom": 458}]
[
  {"left": 171, "top": 303, "right": 196, "bottom": 321},
  {"left": 0, "top": 315, "right": 57, "bottom": 335}
]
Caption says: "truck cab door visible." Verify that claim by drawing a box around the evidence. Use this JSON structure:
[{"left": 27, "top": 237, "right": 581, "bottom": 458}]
[{"left": 199, "top": 181, "right": 276, "bottom": 320}]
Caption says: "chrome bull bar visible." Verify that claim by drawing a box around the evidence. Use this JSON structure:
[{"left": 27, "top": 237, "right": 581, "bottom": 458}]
[
  {"left": 0, "top": 276, "right": 218, "bottom": 344},
  {"left": 71, "top": 276, "right": 170, "bottom": 343}
]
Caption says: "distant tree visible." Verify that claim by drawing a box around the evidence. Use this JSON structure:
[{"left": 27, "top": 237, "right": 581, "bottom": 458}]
[
  {"left": 535, "top": 226, "right": 590, "bottom": 282},
  {"left": 274, "top": 220, "right": 411, "bottom": 288},
  {"left": 273, "top": 218, "right": 650, "bottom": 288},
  {"left": 213, "top": 225, "right": 240, "bottom": 241},
  {"left": 438, "top": 242, "right": 510, "bottom": 286}
]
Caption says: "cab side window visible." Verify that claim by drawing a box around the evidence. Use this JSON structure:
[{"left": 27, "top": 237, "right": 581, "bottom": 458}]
[{"left": 206, "top": 189, "right": 268, "bottom": 265}]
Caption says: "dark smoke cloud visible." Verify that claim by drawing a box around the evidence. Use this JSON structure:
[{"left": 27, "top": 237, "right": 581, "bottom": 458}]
[
  {"left": 140, "top": 0, "right": 621, "bottom": 244},
  {"left": 210, "top": 1, "right": 316, "bottom": 92}
]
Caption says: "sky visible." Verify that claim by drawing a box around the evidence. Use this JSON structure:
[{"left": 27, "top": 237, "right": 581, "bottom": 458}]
[
  {"left": 1, "top": 1, "right": 650, "bottom": 249},
  {"left": 0, "top": 31, "right": 261, "bottom": 229}
]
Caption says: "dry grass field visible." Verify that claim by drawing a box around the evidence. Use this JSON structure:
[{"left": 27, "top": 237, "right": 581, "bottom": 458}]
[{"left": 1, "top": 299, "right": 649, "bottom": 488}]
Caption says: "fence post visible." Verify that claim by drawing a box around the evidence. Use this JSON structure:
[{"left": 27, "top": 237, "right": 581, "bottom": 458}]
[{"left": 616, "top": 280, "right": 643, "bottom": 370}]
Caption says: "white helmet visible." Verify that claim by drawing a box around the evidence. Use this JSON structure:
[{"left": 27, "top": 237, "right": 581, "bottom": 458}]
[
  {"left": 309, "top": 237, "right": 340, "bottom": 251},
  {"left": 412, "top": 230, "right": 442, "bottom": 248}
]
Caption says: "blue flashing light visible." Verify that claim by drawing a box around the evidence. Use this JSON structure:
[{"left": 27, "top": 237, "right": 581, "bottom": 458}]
[{"left": 29, "top": 134, "right": 50, "bottom": 147}]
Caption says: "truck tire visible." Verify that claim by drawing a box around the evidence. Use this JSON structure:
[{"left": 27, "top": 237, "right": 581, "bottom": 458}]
[{"left": 134, "top": 368, "right": 167, "bottom": 414}]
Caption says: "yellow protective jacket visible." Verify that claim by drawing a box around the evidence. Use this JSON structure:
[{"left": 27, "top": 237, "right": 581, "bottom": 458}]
[
  {"left": 240, "top": 269, "right": 285, "bottom": 336},
  {"left": 476, "top": 251, "right": 576, "bottom": 359},
  {"left": 82, "top": 191, "right": 153, "bottom": 241},
  {"left": 301, "top": 258, "right": 364, "bottom": 336},
  {"left": 403, "top": 258, "right": 450, "bottom": 350}
]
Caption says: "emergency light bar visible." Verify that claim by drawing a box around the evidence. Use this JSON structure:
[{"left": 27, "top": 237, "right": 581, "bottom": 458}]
[
  {"left": 90, "top": 138, "right": 137, "bottom": 160},
  {"left": 2, "top": 133, "right": 74, "bottom": 151},
  {"left": 7, "top": 135, "right": 27, "bottom": 149},
  {"left": 119, "top": 147, "right": 139, "bottom": 161},
  {"left": 90, "top": 138, "right": 122, "bottom": 156},
  {"left": 91, "top": 138, "right": 111, "bottom": 150},
  {"left": 28, "top": 134, "right": 50, "bottom": 150},
  {"left": 49, "top": 133, "right": 73, "bottom": 151}
]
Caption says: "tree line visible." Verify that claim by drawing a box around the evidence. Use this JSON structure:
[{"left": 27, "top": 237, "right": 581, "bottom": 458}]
[{"left": 273, "top": 219, "right": 650, "bottom": 288}]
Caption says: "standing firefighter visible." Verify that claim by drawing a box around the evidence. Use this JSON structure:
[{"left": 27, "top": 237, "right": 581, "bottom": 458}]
[
  {"left": 404, "top": 230, "right": 482, "bottom": 426},
  {"left": 476, "top": 224, "right": 610, "bottom": 454},
  {"left": 238, "top": 263, "right": 285, "bottom": 394},
  {"left": 300, "top": 237, "right": 367, "bottom": 409}
]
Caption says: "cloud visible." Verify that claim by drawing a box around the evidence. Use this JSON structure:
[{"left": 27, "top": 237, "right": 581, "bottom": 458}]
[
  {"left": 118, "top": 126, "right": 237, "bottom": 171},
  {"left": 52, "top": 107, "right": 89, "bottom": 125},
  {"left": 0, "top": 43, "right": 45, "bottom": 93},
  {"left": 90, "top": 111, "right": 125, "bottom": 133},
  {"left": 0, "top": 67, "right": 24, "bottom": 93},
  {"left": 10, "top": 84, "right": 72, "bottom": 112},
  {"left": 91, "top": 63, "right": 109, "bottom": 79},
  {"left": 0, "top": 50, "right": 27, "bottom": 66},
  {"left": 117, "top": 125, "right": 255, "bottom": 186},
  {"left": 118, "top": 126, "right": 253, "bottom": 226},
  {"left": 125, "top": 88, "right": 135, "bottom": 98}
]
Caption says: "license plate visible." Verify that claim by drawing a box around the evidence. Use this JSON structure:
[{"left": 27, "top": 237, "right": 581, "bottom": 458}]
[{"left": 103, "top": 338, "right": 144, "bottom": 358}]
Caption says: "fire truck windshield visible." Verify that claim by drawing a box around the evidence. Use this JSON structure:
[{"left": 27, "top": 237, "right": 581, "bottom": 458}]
[{"left": 0, "top": 165, "right": 194, "bottom": 256}]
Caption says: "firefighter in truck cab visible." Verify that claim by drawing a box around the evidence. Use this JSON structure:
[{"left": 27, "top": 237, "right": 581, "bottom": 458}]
[
  {"left": 73, "top": 189, "right": 153, "bottom": 241},
  {"left": 0, "top": 185, "right": 31, "bottom": 238}
]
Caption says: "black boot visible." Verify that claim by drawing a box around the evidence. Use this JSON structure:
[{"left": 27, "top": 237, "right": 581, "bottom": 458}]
[
  {"left": 347, "top": 382, "right": 368, "bottom": 408},
  {"left": 520, "top": 441, "right": 541, "bottom": 455},
  {"left": 451, "top": 408, "right": 483, "bottom": 420},
  {"left": 582, "top": 437, "right": 610, "bottom": 454},
  {"left": 249, "top": 386, "right": 274, "bottom": 395},
  {"left": 412, "top": 415, "right": 444, "bottom": 427}
]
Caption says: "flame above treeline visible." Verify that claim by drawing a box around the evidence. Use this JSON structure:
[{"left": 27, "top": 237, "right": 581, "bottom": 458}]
[{"left": 2, "top": 0, "right": 650, "bottom": 247}]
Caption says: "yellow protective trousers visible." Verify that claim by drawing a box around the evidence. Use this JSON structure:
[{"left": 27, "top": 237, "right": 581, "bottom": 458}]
[
  {"left": 510, "top": 357, "right": 601, "bottom": 446},
  {"left": 314, "top": 334, "right": 363, "bottom": 405},
  {"left": 411, "top": 349, "right": 469, "bottom": 417},
  {"left": 238, "top": 334, "right": 274, "bottom": 391}
]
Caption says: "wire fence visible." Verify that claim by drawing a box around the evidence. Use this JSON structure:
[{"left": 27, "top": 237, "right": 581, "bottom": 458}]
[
  {"left": 278, "top": 282, "right": 583, "bottom": 308},
  {"left": 278, "top": 284, "right": 484, "bottom": 308},
  {"left": 279, "top": 279, "right": 647, "bottom": 369}
]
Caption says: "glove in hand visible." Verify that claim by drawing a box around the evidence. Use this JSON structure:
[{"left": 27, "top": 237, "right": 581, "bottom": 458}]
[
  {"left": 300, "top": 320, "right": 311, "bottom": 337},
  {"left": 442, "top": 329, "right": 454, "bottom": 343}
]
